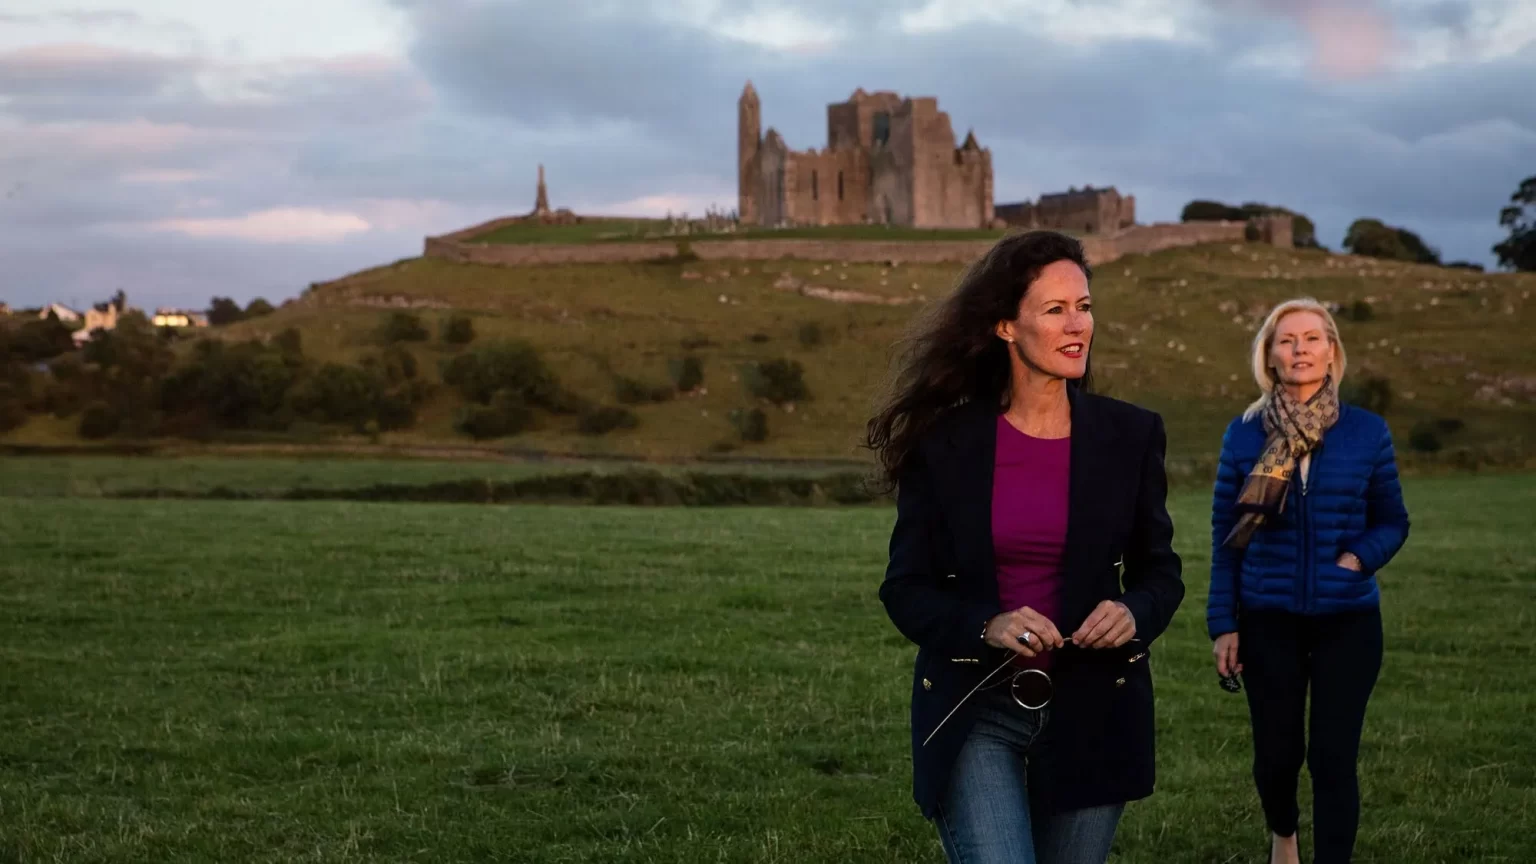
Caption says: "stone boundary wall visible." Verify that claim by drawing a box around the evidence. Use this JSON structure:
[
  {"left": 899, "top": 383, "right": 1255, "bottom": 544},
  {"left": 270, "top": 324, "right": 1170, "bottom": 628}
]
[{"left": 422, "top": 220, "right": 1259, "bottom": 268}]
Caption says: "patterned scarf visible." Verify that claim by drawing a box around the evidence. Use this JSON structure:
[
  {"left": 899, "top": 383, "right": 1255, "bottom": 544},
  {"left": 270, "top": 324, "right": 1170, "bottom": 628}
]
[{"left": 1222, "top": 375, "right": 1340, "bottom": 550}]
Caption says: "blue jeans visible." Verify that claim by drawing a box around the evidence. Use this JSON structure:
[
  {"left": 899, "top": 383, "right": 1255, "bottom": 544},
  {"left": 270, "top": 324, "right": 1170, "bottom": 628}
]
[{"left": 935, "top": 688, "right": 1124, "bottom": 864}]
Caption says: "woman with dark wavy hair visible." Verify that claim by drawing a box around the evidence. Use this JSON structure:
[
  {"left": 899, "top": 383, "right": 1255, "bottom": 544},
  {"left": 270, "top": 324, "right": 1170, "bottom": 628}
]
[{"left": 867, "top": 230, "right": 1185, "bottom": 864}]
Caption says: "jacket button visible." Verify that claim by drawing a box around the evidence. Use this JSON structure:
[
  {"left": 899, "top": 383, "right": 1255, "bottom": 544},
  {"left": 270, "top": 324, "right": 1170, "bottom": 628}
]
[{"left": 922, "top": 678, "right": 932, "bottom": 690}]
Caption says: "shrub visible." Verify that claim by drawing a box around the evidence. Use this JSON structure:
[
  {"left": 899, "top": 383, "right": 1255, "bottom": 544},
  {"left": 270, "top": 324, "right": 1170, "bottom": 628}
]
[
  {"left": 730, "top": 407, "right": 768, "bottom": 442},
  {"left": 1343, "top": 218, "right": 1441, "bottom": 265},
  {"left": 1408, "top": 421, "right": 1443, "bottom": 453},
  {"left": 375, "top": 390, "right": 418, "bottom": 432},
  {"left": 674, "top": 239, "right": 698, "bottom": 262},
  {"left": 453, "top": 389, "right": 534, "bottom": 440},
  {"left": 614, "top": 375, "right": 673, "bottom": 405},
  {"left": 1181, "top": 200, "right": 1249, "bottom": 222},
  {"left": 1342, "top": 299, "right": 1375, "bottom": 322},
  {"left": 79, "top": 400, "right": 119, "bottom": 439},
  {"left": 441, "top": 340, "right": 562, "bottom": 408},
  {"left": 669, "top": 355, "right": 704, "bottom": 392},
  {"left": 796, "top": 322, "right": 824, "bottom": 347},
  {"left": 42, "top": 353, "right": 90, "bottom": 417},
  {"left": 245, "top": 298, "right": 275, "bottom": 319},
  {"left": 742, "top": 358, "right": 808, "bottom": 404},
  {"left": 7, "top": 316, "right": 74, "bottom": 363},
  {"left": 441, "top": 314, "right": 476, "bottom": 345},
  {"left": 274, "top": 327, "right": 303, "bottom": 358},
  {"left": 364, "top": 345, "right": 418, "bottom": 384},
  {"left": 0, "top": 383, "right": 27, "bottom": 433},
  {"left": 288, "top": 363, "right": 384, "bottom": 430},
  {"left": 1340, "top": 375, "right": 1392, "bottom": 415},
  {"left": 577, "top": 405, "right": 639, "bottom": 435},
  {"left": 207, "top": 297, "right": 244, "bottom": 326},
  {"left": 164, "top": 338, "right": 298, "bottom": 430},
  {"left": 749, "top": 332, "right": 770, "bottom": 343},
  {"left": 380, "top": 311, "right": 429, "bottom": 343}
]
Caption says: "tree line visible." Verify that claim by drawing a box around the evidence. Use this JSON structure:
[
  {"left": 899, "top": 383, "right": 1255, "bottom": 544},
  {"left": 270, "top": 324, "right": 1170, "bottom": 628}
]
[{"left": 1181, "top": 173, "right": 1535, "bottom": 272}]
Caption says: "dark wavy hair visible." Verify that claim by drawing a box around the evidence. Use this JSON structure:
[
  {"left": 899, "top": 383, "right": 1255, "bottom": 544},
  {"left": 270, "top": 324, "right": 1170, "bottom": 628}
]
[{"left": 864, "top": 230, "right": 1094, "bottom": 487}]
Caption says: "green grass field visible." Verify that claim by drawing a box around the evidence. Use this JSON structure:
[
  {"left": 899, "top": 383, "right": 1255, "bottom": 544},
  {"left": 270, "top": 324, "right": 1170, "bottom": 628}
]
[
  {"left": 0, "top": 455, "right": 864, "bottom": 499},
  {"left": 2, "top": 473, "right": 1532, "bottom": 862}
]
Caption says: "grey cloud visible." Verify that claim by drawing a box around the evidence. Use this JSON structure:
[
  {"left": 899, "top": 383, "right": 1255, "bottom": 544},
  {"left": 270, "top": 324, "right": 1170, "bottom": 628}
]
[
  {"left": 401, "top": 0, "right": 1533, "bottom": 261},
  {"left": 0, "top": 47, "right": 187, "bottom": 122},
  {"left": 1414, "top": 0, "right": 1474, "bottom": 34},
  {"left": 2, "top": 225, "right": 412, "bottom": 310},
  {"left": 3, "top": 0, "right": 1529, "bottom": 310},
  {"left": 55, "top": 9, "right": 148, "bottom": 28},
  {"left": 0, "top": 45, "right": 430, "bottom": 130}
]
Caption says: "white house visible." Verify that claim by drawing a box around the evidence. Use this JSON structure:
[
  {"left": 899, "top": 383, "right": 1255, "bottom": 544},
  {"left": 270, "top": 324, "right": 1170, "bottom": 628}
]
[
  {"left": 39, "top": 303, "right": 81, "bottom": 323},
  {"left": 83, "top": 304, "right": 119, "bottom": 333},
  {"left": 152, "top": 308, "right": 209, "bottom": 328}
]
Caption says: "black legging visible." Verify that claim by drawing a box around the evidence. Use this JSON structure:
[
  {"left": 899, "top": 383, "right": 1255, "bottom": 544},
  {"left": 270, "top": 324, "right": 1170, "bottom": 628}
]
[{"left": 1239, "top": 607, "right": 1383, "bottom": 864}]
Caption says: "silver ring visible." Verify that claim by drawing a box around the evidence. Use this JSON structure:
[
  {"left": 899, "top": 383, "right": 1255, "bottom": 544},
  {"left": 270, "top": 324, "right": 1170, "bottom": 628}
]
[{"left": 1018, "top": 631, "right": 1033, "bottom": 645}]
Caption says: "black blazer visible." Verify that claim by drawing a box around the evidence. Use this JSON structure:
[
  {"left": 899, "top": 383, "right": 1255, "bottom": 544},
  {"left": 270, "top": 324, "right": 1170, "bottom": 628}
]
[{"left": 880, "top": 389, "right": 1185, "bottom": 818}]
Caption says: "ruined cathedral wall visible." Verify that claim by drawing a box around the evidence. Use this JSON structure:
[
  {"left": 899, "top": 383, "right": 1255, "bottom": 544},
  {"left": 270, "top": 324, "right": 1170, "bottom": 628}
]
[
  {"left": 870, "top": 110, "right": 917, "bottom": 225},
  {"left": 754, "top": 140, "right": 788, "bottom": 227},
  {"left": 1035, "top": 194, "right": 1110, "bottom": 234},
  {"left": 784, "top": 149, "right": 866, "bottom": 225},
  {"left": 908, "top": 101, "right": 988, "bottom": 228},
  {"left": 929, "top": 150, "right": 992, "bottom": 229},
  {"left": 827, "top": 102, "right": 861, "bottom": 151}
]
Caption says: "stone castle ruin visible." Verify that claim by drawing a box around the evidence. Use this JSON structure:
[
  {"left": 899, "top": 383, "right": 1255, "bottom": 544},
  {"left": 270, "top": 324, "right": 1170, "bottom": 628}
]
[
  {"left": 421, "top": 83, "right": 1295, "bottom": 267},
  {"left": 995, "top": 185, "right": 1137, "bottom": 234},
  {"left": 737, "top": 82, "right": 994, "bottom": 230}
]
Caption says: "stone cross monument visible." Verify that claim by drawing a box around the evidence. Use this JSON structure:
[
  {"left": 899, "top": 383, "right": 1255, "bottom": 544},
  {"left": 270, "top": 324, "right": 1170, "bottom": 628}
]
[{"left": 533, "top": 164, "right": 550, "bottom": 216}]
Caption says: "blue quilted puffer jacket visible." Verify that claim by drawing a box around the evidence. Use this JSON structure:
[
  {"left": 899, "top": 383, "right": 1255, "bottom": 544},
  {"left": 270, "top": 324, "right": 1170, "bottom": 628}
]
[{"left": 1206, "top": 404, "right": 1410, "bottom": 639}]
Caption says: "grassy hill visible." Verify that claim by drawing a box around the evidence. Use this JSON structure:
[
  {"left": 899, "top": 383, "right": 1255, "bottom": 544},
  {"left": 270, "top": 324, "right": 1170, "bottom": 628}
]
[
  {"left": 8, "top": 241, "right": 1535, "bottom": 476},
  {"left": 471, "top": 218, "right": 1015, "bottom": 245}
]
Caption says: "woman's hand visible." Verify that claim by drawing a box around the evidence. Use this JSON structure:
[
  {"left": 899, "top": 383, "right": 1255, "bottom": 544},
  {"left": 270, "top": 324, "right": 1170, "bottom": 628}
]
[
  {"left": 983, "top": 607, "right": 1064, "bottom": 658},
  {"left": 1337, "top": 552, "right": 1363, "bottom": 572},
  {"left": 1072, "top": 600, "right": 1137, "bottom": 648},
  {"left": 1213, "top": 632, "right": 1242, "bottom": 677}
]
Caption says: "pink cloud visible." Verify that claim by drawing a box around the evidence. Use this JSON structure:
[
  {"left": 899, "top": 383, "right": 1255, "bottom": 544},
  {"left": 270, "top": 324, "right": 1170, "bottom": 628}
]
[
  {"left": 144, "top": 208, "right": 372, "bottom": 243},
  {"left": 120, "top": 168, "right": 216, "bottom": 185},
  {"left": 8, "top": 119, "right": 233, "bottom": 158},
  {"left": 0, "top": 41, "right": 175, "bottom": 70},
  {"left": 1226, "top": 0, "right": 1396, "bottom": 79}
]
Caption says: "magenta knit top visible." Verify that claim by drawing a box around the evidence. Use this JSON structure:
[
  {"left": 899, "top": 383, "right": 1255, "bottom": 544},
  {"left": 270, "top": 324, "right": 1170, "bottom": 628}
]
[{"left": 991, "top": 414, "right": 1070, "bottom": 670}]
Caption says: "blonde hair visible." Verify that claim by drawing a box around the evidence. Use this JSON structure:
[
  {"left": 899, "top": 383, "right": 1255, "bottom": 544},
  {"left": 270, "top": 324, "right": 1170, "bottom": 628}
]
[{"left": 1242, "top": 297, "right": 1348, "bottom": 421}]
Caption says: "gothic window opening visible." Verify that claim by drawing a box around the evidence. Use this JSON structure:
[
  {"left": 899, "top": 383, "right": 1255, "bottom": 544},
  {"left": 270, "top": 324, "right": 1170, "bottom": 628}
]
[
  {"left": 837, "top": 171, "right": 844, "bottom": 200},
  {"left": 812, "top": 170, "right": 819, "bottom": 201},
  {"left": 873, "top": 112, "right": 890, "bottom": 146}
]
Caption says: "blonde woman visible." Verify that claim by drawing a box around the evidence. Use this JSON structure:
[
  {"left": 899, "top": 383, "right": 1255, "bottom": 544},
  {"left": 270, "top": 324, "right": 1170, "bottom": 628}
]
[{"left": 1207, "top": 298, "right": 1409, "bottom": 864}]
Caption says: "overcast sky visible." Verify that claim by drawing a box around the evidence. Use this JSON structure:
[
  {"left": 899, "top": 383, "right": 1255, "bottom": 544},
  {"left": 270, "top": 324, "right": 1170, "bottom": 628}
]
[{"left": 1, "top": 0, "right": 1532, "bottom": 311}]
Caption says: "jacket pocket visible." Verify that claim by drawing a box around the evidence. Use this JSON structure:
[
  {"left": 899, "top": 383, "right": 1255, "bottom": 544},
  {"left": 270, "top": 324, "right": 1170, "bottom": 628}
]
[{"left": 1318, "top": 561, "right": 1374, "bottom": 600}]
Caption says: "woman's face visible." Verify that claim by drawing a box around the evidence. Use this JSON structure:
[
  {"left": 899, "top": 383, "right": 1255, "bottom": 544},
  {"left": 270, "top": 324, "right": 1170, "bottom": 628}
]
[
  {"left": 1268, "top": 310, "right": 1335, "bottom": 390},
  {"left": 994, "top": 260, "right": 1093, "bottom": 381}
]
